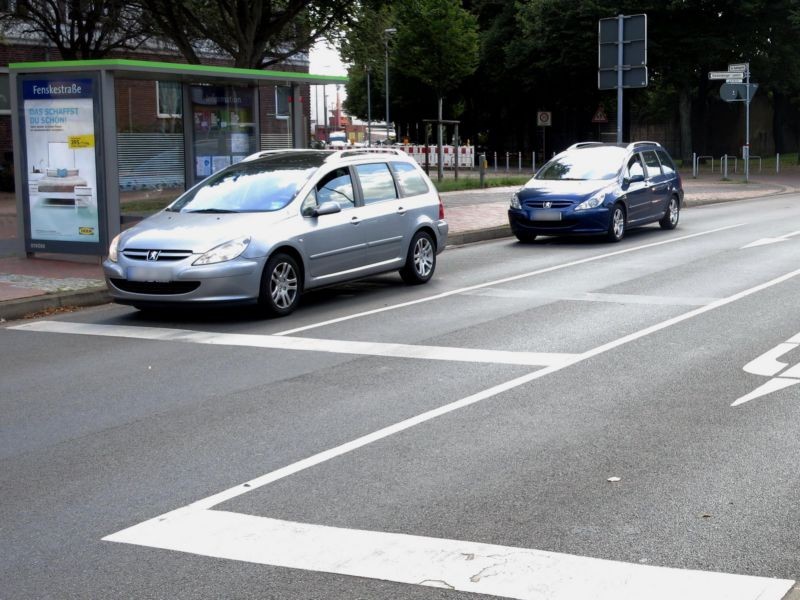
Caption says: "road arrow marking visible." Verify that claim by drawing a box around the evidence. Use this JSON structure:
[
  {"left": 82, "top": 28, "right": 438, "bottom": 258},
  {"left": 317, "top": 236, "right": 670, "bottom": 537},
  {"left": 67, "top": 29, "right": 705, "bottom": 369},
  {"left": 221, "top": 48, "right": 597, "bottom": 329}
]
[
  {"left": 741, "top": 230, "right": 800, "bottom": 249},
  {"left": 733, "top": 331, "right": 800, "bottom": 406}
]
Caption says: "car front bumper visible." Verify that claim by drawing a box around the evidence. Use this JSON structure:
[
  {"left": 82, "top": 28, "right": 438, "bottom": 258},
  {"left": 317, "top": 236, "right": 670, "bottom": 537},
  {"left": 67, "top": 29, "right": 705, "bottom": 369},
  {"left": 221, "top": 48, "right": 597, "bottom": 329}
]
[
  {"left": 508, "top": 206, "right": 610, "bottom": 236},
  {"left": 103, "top": 255, "right": 264, "bottom": 305}
]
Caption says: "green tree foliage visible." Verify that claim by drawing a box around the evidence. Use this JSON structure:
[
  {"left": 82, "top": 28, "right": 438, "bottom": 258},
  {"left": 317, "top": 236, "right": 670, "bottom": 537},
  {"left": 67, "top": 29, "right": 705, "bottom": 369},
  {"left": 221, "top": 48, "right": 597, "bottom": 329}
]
[
  {"left": 339, "top": 0, "right": 800, "bottom": 156},
  {"left": 392, "top": 0, "right": 479, "bottom": 101},
  {"left": 341, "top": 0, "right": 478, "bottom": 140}
]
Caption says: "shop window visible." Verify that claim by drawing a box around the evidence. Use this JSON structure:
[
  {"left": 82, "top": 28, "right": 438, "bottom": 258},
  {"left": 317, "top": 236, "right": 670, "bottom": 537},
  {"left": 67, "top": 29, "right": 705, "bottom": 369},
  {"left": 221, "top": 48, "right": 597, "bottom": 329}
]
[
  {"left": 275, "top": 86, "right": 290, "bottom": 119},
  {"left": 157, "top": 81, "right": 182, "bottom": 118}
]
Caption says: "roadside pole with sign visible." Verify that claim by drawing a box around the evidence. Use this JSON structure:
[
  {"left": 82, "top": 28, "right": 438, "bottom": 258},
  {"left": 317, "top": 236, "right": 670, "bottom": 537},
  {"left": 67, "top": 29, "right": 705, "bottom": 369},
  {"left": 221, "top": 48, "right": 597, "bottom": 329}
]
[
  {"left": 598, "top": 14, "right": 648, "bottom": 143},
  {"left": 537, "top": 111, "right": 551, "bottom": 159},
  {"left": 708, "top": 63, "right": 756, "bottom": 182}
]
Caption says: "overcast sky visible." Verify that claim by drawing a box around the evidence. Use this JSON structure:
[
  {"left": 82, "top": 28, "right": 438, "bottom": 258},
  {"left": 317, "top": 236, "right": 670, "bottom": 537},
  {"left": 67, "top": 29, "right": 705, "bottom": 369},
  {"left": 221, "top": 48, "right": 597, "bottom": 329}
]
[{"left": 309, "top": 41, "right": 348, "bottom": 124}]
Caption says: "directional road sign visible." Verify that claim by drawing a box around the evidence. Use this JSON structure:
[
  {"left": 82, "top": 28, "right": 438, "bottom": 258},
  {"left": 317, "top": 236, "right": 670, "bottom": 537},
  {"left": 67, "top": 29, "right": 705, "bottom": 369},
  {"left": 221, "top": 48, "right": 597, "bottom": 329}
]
[
  {"left": 598, "top": 13, "right": 648, "bottom": 90},
  {"left": 720, "top": 82, "right": 759, "bottom": 102},
  {"left": 728, "top": 63, "right": 749, "bottom": 72},
  {"left": 598, "top": 66, "right": 648, "bottom": 90}
]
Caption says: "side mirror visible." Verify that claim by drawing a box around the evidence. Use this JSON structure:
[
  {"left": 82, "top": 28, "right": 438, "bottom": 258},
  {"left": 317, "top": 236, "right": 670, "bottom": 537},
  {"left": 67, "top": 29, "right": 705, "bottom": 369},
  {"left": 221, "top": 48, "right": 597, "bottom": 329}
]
[
  {"left": 313, "top": 200, "right": 341, "bottom": 217},
  {"left": 627, "top": 173, "right": 645, "bottom": 184}
]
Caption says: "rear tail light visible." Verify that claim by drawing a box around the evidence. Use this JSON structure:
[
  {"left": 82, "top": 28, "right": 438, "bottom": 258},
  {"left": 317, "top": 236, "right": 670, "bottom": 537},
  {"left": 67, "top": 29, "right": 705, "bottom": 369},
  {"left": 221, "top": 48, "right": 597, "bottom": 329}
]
[{"left": 438, "top": 195, "right": 445, "bottom": 220}]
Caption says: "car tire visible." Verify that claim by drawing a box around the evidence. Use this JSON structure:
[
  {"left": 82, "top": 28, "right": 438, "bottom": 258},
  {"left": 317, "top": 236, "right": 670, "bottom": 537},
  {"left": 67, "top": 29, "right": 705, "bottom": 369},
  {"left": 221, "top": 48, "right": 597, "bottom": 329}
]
[
  {"left": 400, "top": 230, "right": 436, "bottom": 285},
  {"left": 514, "top": 231, "right": 538, "bottom": 243},
  {"left": 659, "top": 196, "right": 680, "bottom": 230},
  {"left": 606, "top": 204, "right": 626, "bottom": 242},
  {"left": 260, "top": 253, "right": 301, "bottom": 317}
]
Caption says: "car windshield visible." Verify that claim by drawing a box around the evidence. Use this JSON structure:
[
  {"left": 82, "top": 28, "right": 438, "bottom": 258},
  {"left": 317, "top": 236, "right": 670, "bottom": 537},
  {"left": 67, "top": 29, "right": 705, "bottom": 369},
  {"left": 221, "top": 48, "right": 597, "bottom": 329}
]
[
  {"left": 537, "top": 147, "right": 626, "bottom": 181},
  {"left": 169, "top": 155, "right": 324, "bottom": 213}
]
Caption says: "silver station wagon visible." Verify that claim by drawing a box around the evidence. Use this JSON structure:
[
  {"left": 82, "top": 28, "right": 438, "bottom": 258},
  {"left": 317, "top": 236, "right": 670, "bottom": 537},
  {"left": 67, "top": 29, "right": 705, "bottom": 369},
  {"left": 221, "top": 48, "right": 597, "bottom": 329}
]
[{"left": 103, "top": 149, "right": 448, "bottom": 316}]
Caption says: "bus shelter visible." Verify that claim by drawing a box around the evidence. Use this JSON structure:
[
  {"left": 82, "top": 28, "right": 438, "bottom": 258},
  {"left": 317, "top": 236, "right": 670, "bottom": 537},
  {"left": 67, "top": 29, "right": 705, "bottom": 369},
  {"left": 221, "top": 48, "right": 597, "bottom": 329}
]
[{"left": 8, "top": 59, "right": 346, "bottom": 257}]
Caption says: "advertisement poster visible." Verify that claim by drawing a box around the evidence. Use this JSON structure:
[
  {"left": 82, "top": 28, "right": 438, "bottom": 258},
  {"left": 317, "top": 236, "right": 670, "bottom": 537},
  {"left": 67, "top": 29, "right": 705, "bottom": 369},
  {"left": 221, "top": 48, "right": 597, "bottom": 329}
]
[{"left": 22, "top": 78, "right": 100, "bottom": 245}]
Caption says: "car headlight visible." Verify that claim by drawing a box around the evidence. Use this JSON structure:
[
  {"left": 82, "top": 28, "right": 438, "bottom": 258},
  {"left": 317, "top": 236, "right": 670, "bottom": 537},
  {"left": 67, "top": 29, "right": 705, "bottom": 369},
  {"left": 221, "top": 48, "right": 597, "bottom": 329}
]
[
  {"left": 576, "top": 190, "right": 606, "bottom": 211},
  {"left": 193, "top": 236, "right": 251, "bottom": 265},
  {"left": 510, "top": 192, "right": 522, "bottom": 209},
  {"left": 108, "top": 233, "right": 121, "bottom": 262}
]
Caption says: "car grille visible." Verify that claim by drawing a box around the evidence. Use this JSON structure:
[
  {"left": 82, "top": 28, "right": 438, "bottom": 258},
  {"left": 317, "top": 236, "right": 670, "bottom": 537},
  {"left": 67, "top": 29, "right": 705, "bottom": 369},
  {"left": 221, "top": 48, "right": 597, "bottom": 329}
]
[
  {"left": 122, "top": 249, "right": 193, "bottom": 261},
  {"left": 523, "top": 200, "right": 573, "bottom": 208},
  {"left": 109, "top": 279, "right": 200, "bottom": 295}
]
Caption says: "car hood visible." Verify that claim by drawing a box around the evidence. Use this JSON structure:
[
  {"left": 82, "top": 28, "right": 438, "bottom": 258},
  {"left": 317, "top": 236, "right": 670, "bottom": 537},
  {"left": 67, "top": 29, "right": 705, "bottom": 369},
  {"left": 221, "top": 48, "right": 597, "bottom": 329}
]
[
  {"left": 119, "top": 210, "right": 291, "bottom": 253},
  {"left": 518, "top": 179, "right": 615, "bottom": 202}
]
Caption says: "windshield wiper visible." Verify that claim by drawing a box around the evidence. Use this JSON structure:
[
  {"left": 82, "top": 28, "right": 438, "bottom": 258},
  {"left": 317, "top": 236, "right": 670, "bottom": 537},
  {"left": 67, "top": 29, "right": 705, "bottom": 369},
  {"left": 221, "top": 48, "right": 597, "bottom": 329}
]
[{"left": 184, "top": 208, "right": 239, "bottom": 213}]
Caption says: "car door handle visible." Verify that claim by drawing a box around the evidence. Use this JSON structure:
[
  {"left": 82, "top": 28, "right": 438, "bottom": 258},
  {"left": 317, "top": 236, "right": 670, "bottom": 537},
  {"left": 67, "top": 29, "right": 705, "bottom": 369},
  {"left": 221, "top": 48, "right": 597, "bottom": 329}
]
[
  {"left": 350, "top": 216, "right": 361, "bottom": 225},
  {"left": 397, "top": 206, "right": 406, "bottom": 215}
]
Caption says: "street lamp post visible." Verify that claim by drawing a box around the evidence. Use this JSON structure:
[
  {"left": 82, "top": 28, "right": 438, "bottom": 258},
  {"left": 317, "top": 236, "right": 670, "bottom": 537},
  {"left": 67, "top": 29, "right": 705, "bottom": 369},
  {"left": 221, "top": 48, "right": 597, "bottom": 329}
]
[
  {"left": 366, "top": 65, "right": 372, "bottom": 147},
  {"left": 384, "top": 28, "right": 396, "bottom": 145}
]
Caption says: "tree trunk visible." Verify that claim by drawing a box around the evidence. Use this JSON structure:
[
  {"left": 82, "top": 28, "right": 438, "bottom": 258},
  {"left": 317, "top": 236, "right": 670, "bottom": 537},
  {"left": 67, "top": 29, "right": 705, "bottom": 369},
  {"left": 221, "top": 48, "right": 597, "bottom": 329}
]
[{"left": 679, "top": 89, "right": 692, "bottom": 163}]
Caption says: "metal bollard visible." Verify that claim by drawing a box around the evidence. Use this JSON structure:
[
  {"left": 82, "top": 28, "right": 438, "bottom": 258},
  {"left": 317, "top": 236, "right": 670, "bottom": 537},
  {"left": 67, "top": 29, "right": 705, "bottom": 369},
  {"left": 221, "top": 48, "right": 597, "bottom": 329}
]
[
  {"left": 723, "top": 154, "right": 728, "bottom": 180},
  {"left": 494, "top": 152, "right": 497, "bottom": 172},
  {"left": 777, "top": 153, "right": 781, "bottom": 174},
  {"left": 693, "top": 152, "right": 697, "bottom": 178},
  {"left": 518, "top": 152, "right": 522, "bottom": 172},
  {"left": 479, "top": 153, "right": 486, "bottom": 188},
  {"left": 505, "top": 152, "right": 509, "bottom": 172},
  {"left": 532, "top": 151, "right": 536, "bottom": 173}
]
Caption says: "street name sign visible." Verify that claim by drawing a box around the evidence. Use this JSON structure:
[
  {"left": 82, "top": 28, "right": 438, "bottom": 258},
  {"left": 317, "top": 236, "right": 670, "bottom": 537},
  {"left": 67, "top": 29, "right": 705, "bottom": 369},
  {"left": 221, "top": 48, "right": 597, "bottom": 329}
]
[{"left": 709, "top": 71, "right": 743, "bottom": 80}]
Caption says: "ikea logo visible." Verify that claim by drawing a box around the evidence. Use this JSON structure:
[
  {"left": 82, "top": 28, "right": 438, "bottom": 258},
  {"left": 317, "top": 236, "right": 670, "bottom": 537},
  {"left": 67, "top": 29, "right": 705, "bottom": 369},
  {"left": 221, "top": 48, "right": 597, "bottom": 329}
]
[{"left": 78, "top": 227, "right": 95, "bottom": 236}]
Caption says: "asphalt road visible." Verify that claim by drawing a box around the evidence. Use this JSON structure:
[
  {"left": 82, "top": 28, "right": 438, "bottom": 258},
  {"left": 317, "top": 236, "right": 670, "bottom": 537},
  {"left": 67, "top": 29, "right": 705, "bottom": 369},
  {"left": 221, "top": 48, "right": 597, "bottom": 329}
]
[{"left": 3, "top": 195, "right": 800, "bottom": 600}]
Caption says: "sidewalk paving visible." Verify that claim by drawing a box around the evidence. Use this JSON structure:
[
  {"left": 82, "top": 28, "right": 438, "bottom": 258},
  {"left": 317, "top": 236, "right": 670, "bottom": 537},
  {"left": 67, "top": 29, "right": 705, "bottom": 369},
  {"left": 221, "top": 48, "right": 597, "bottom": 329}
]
[{"left": 1, "top": 172, "right": 798, "bottom": 321}]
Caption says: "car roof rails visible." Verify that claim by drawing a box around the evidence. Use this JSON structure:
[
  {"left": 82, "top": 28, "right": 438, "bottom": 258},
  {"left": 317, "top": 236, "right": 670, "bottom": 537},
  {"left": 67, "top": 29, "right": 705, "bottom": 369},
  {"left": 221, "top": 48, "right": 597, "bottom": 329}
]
[
  {"left": 565, "top": 142, "right": 605, "bottom": 151},
  {"left": 626, "top": 141, "right": 662, "bottom": 151},
  {"left": 335, "top": 148, "right": 407, "bottom": 159}
]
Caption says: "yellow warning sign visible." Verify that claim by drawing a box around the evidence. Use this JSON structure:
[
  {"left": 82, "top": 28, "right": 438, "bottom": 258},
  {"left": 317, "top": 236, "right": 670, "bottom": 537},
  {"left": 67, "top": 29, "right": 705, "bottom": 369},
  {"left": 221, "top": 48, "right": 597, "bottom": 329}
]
[{"left": 68, "top": 134, "right": 95, "bottom": 149}]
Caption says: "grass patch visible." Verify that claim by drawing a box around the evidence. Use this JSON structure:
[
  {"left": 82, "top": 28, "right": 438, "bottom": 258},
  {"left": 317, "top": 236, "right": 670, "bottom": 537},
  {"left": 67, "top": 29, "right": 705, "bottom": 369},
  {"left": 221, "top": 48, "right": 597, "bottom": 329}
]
[{"left": 433, "top": 175, "right": 529, "bottom": 193}]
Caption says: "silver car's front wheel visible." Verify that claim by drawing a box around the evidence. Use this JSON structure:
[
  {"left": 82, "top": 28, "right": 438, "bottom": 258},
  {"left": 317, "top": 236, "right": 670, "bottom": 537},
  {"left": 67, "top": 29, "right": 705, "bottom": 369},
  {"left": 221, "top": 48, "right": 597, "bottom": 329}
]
[
  {"left": 400, "top": 230, "right": 436, "bottom": 284},
  {"left": 260, "top": 253, "right": 301, "bottom": 316}
]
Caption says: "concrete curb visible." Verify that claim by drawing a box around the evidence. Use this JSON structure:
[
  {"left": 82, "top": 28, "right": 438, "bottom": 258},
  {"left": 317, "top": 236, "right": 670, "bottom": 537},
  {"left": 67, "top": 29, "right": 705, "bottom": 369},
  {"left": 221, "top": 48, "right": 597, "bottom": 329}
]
[
  {"left": 447, "top": 225, "right": 512, "bottom": 246},
  {"left": 0, "top": 287, "right": 110, "bottom": 322}
]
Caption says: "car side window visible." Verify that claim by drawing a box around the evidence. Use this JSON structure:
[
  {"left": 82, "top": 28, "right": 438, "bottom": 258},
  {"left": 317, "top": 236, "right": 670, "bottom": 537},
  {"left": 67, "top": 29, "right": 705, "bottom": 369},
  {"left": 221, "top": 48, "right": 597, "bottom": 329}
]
[
  {"left": 300, "top": 189, "right": 317, "bottom": 216},
  {"left": 355, "top": 163, "right": 398, "bottom": 204},
  {"left": 656, "top": 150, "right": 676, "bottom": 175},
  {"left": 642, "top": 151, "right": 663, "bottom": 177},
  {"left": 391, "top": 162, "right": 430, "bottom": 196},
  {"left": 627, "top": 154, "right": 645, "bottom": 180},
  {"left": 316, "top": 167, "right": 355, "bottom": 209}
]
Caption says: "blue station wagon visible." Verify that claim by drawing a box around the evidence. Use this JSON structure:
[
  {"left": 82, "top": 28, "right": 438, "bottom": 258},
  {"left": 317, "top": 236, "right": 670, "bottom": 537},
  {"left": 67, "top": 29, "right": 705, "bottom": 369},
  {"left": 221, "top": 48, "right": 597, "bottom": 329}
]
[{"left": 508, "top": 142, "right": 683, "bottom": 243}]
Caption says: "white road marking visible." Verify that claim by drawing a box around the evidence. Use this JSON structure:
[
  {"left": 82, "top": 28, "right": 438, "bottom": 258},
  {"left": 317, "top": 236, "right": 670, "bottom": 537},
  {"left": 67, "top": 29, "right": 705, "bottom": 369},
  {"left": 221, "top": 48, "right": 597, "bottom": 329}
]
[
  {"left": 731, "top": 378, "right": 800, "bottom": 407},
  {"left": 275, "top": 224, "right": 745, "bottom": 336},
  {"left": 104, "top": 509, "right": 793, "bottom": 600},
  {"left": 741, "top": 230, "right": 800, "bottom": 248},
  {"left": 9, "top": 321, "right": 577, "bottom": 367},
  {"left": 743, "top": 342, "right": 797, "bottom": 376},
  {"left": 99, "top": 266, "right": 800, "bottom": 598},
  {"left": 463, "top": 288, "right": 718, "bottom": 306},
  {"left": 734, "top": 330, "right": 800, "bottom": 406}
]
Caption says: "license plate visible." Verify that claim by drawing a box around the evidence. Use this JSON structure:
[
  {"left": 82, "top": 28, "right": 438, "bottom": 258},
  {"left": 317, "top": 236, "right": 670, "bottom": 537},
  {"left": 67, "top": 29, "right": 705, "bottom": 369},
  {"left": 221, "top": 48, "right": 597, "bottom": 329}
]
[
  {"left": 127, "top": 266, "right": 170, "bottom": 282},
  {"left": 531, "top": 209, "right": 562, "bottom": 221}
]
